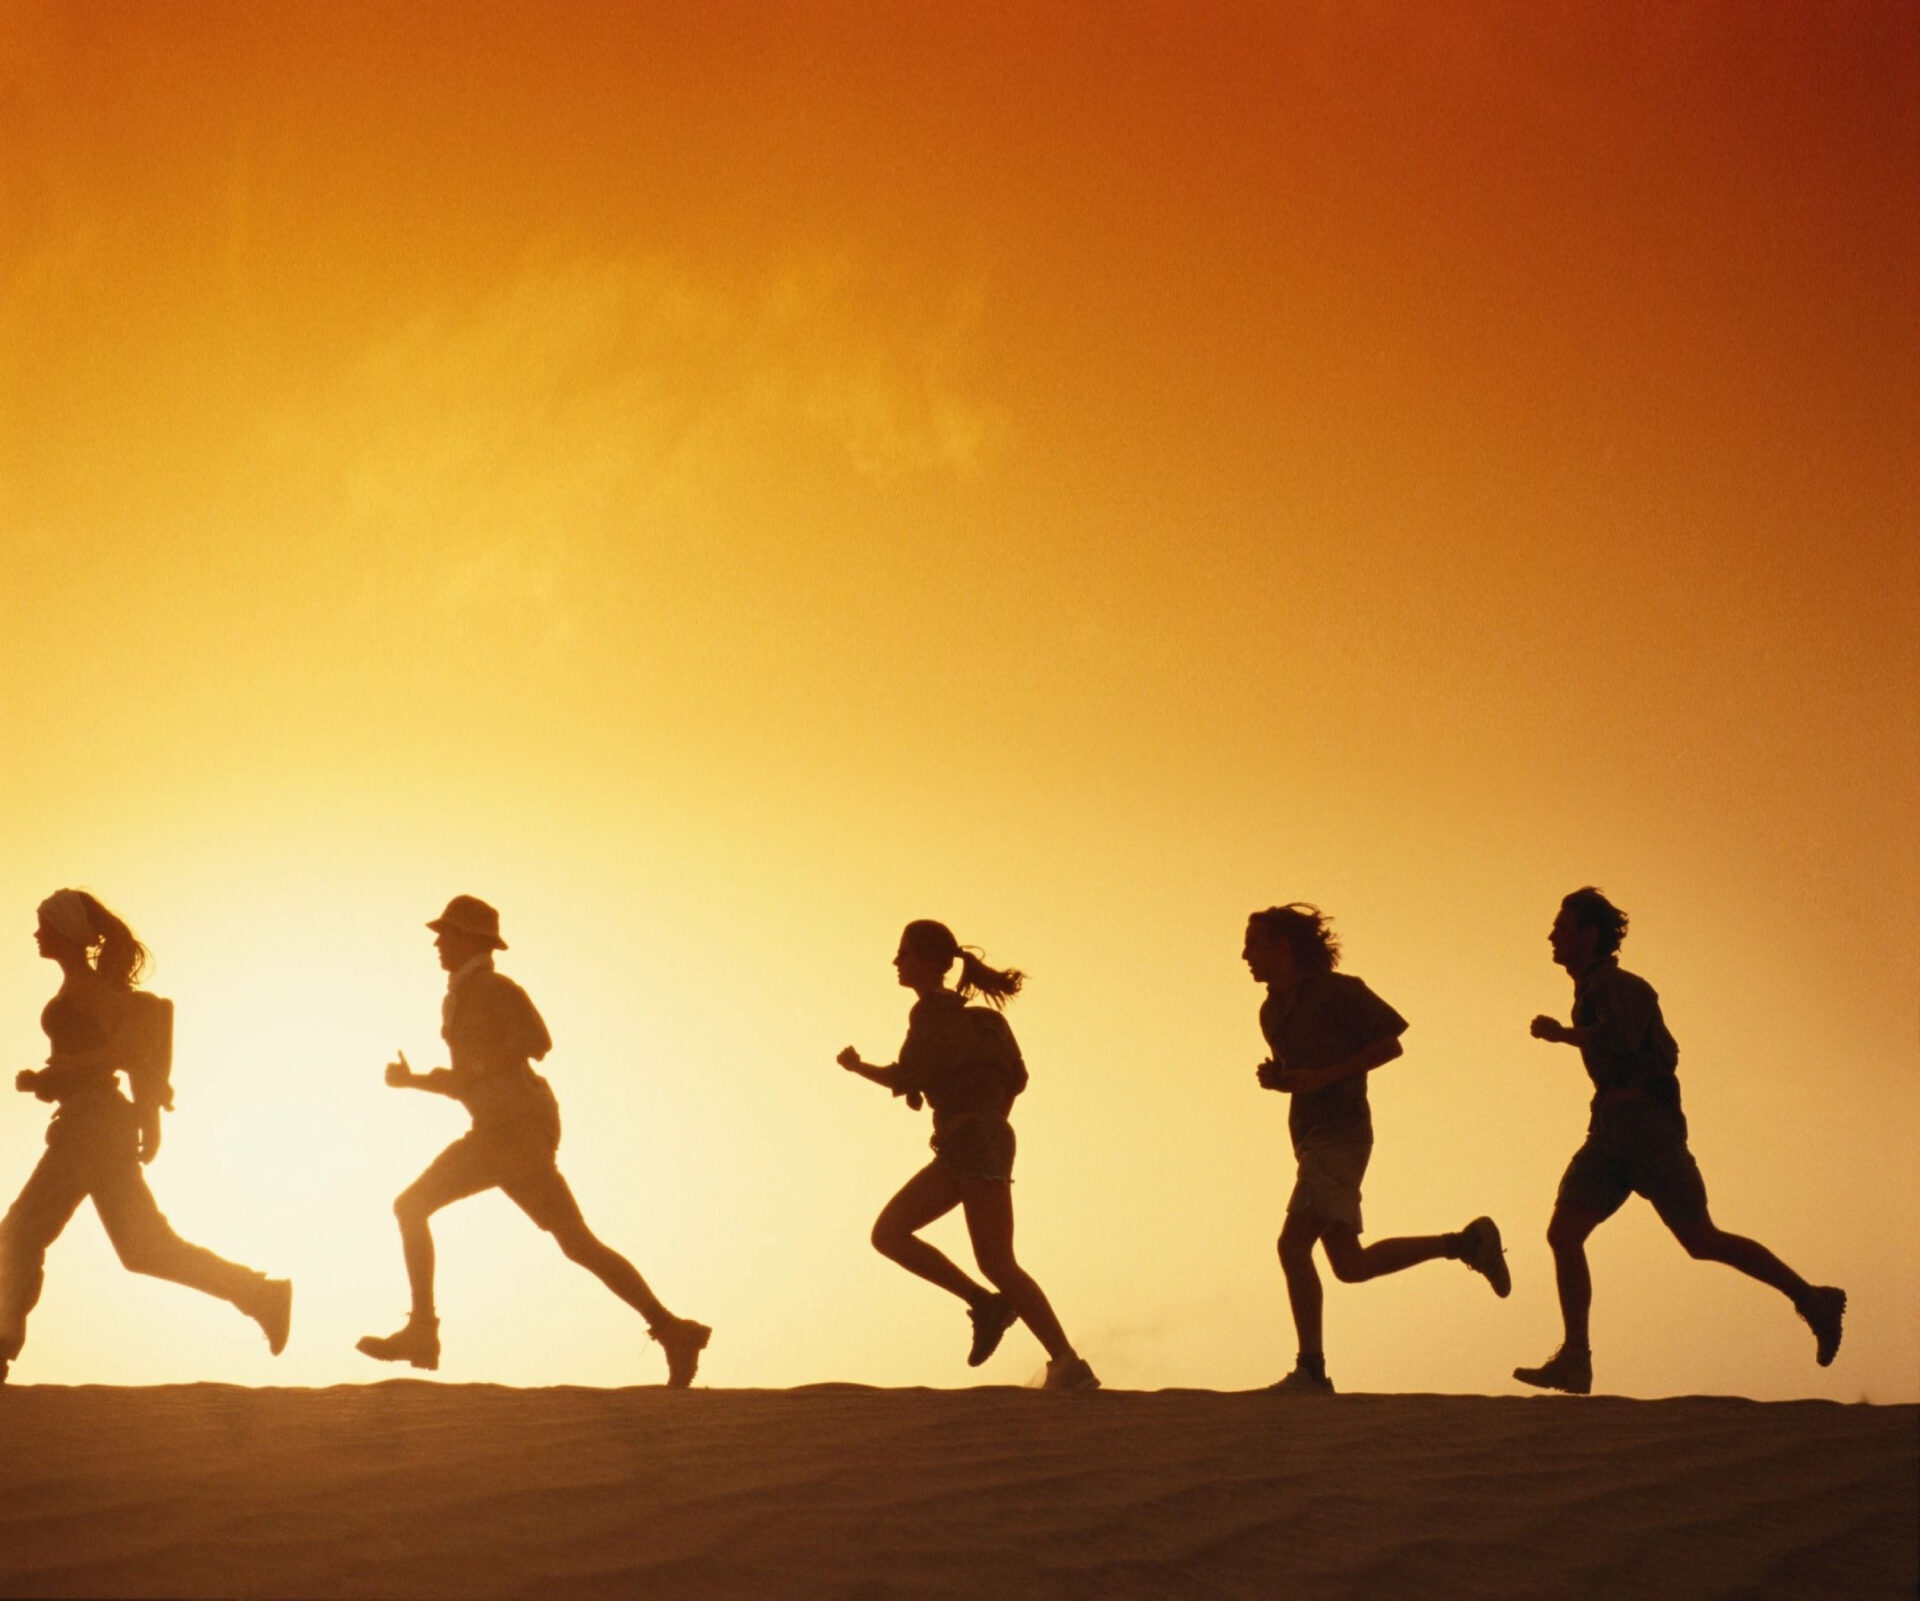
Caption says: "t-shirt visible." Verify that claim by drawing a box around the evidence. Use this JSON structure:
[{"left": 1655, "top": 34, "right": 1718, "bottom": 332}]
[
  {"left": 39, "top": 973, "right": 131, "bottom": 1104},
  {"left": 1259, "top": 969, "right": 1408, "bottom": 1151},
  {"left": 890, "top": 990, "right": 1028, "bottom": 1127},
  {"left": 1572, "top": 958, "right": 1681, "bottom": 1112},
  {"left": 441, "top": 963, "right": 555, "bottom": 1129}
]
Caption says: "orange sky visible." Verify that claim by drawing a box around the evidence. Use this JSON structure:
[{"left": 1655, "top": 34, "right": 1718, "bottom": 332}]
[{"left": 2, "top": 2, "right": 1914, "bottom": 1400}]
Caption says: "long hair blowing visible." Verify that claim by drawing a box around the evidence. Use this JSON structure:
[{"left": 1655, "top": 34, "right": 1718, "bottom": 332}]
[
  {"left": 77, "top": 892, "right": 151, "bottom": 988},
  {"left": 901, "top": 919, "right": 1024, "bottom": 1010},
  {"left": 1248, "top": 903, "right": 1341, "bottom": 972}
]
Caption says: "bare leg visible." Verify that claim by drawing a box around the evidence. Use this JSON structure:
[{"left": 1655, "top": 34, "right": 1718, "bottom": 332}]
[
  {"left": 871, "top": 1161, "right": 992, "bottom": 1307},
  {"left": 1547, "top": 1203, "right": 1608, "bottom": 1350},
  {"left": 961, "top": 1178, "right": 1072, "bottom": 1363},
  {"left": 1278, "top": 1210, "right": 1326, "bottom": 1355},
  {"left": 1669, "top": 1211, "right": 1810, "bottom": 1301},
  {"left": 0, "top": 1148, "right": 89, "bottom": 1364},
  {"left": 395, "top": 1193, "right": 439, "bottom": 1320},
  {"left": 550, "top": 1217, "right": 672, "bottom": 1327},
  {"left": 1319, "top": 1226, "right": 1454, "bottom": 1283}
]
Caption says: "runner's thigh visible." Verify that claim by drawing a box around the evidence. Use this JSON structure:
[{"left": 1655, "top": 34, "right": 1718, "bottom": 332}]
[
  {"left": 500, "top": 1160, "right": 587, "bottom": 1235},
  {"left": 402, "top": 1133, "right": 510, "bottom": 1214}
]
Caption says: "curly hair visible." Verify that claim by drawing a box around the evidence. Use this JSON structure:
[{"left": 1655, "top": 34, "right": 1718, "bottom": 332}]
[
  {"left": 1246, "top": 903, "right": 1340, "bottom": 972},
  {"left": 1560, "top": 886, "right": 1628, "bottom": 956}
]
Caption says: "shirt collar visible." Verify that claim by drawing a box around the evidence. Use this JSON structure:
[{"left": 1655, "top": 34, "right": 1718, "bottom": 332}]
[{"left": 447, "top": 952, "right": 493, "bottom": 993}]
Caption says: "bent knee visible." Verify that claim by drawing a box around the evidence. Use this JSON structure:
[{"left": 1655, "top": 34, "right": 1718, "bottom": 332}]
[
  {"left": 870, "top": 1220, "right": 908, "bottom": 1257},
  {"left": 112, "top": 1231, "right": 180, "bottom": 1275},
  {"left": 975, "top": 1253, "right": 1021, "bottom": 1290}
]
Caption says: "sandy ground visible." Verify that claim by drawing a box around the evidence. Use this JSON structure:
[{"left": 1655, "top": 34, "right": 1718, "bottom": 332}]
[{"left": 0, "top": 1384, "right": 1912, "bottom": 1599}]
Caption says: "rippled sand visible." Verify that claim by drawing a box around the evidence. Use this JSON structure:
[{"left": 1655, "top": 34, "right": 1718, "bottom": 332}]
[{"left": 0, "top": 1384, "right": 1912, "bottom": 1598}]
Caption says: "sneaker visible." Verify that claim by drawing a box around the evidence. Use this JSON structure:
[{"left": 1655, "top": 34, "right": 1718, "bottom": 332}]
[
  {"left": 1798, "top": 1286, "right": 1846, "bottom": 1367},
  {"left": 967, "top": 1295, "right": 1017, "bottom": 1368},
  {"left": 1514, "top": 1345, "right": 1591, "bottom": 1395},
  {"left": 1267, "top": 1364, "right": 1336, "bottom": 1396},
  {"left": 252, "top": 1278, "right": 294, "bottom": 1356},
  {"left": 1458, "top": 1217, "right": 1511, "bottom": 1298},
  {"left": 356, "top": 1314, "right": 440, "bottom": 1371},
  {"left": 651, "top": 1317, "right": 712, "bottom": 1388},
  {"left": 1042, "top": 1354, "right": 1101, "bottom": 1392}
]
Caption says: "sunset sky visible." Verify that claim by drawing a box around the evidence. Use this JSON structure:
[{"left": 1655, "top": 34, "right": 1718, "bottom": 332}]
[{"left": 2, "top": 2, "right": 1913, "bottom": 1401}]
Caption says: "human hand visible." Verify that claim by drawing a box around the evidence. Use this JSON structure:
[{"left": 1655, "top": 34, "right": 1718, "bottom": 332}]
[
  {"left": 1256, "top": 1059, "right": 1290, "bottom": 1091},
  {"left": 14, "top": 1069, "right": 41, "bottom": 1097},
  {"left": 836, "top": 1047, "right": 863, "bottom": 1072},
  {"left": 384, "top": 1051, "right": 414, "bottom": 1088},
  {"left": 1529, "top": 1015, "right": 1566, "bottom": 1043}
]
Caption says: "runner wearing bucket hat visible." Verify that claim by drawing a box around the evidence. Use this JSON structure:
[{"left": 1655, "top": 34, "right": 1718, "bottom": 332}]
[{"left": 357, "top": 896, "right": 710, "bottom": 1384}]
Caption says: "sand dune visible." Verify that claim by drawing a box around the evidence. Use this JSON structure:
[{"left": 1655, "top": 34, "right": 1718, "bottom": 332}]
[{"left": 0, "top": 1384, "right": 1912, "bottom": 1599}]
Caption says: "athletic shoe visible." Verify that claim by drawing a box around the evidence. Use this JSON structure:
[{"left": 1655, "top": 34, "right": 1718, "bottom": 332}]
[
  {"left": 1042, "top": 1354, "right": 1101, "bottom": 1392},
  {"left": 1513, "top": 1345, "right": 1591, "bottom": 1395},
  {"left": 1798, "top": 1286, "right": 1846, "bottom": 1367},
  {"left": 356, "top": 1314, "right": 441, "bottom": 1371},
  {"left": 1458, "top": 1217, "right": 1511, "bottom": 1298},
  {"left": 1267, "top": 1364, "right": 1336, "bottom": 1396},
  {"left": 967, "top": 1295, "right": 1017, "bottom": 1367},
  {"left": 252, "top": 1278, "right": 294, "bottom": 1356},
  {"left": 652, "top": 1317, "right": 712, "bottom": 1388}
]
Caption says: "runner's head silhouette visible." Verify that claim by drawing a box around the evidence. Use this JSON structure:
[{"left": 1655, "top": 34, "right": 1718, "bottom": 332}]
[
  {"left": 426, "top": 895, "right": 506, "bottom": 972},
  {"left": 1551, "top": 886, "right": 1626, "bottom": 972},
  {"left": 893, "top": 920, "right": 1024, "bottom": 1009},
  {"left": 34, "top": 889, "right": 149, "bottom": 987},
  {"left": 1243, "top": 903, "right": 1339, "bottom": 985}
]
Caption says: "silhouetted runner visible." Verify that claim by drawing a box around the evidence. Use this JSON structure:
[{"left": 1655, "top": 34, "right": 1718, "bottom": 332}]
[
  {"left": 356, "top": 896, "right": 709, "bottom": 1384},
  {"left": 838, "top": 920, "right": 1099, "bottom": 1391},
  {"left": 0, "top": 890, "right": 291, "bottom": 1385},
  {"left": 1514, "top": 887, "right": 1845, "bottom": 1395},
  {"left": 1246, "top": 904, "right": 1509, "bottom": 1396}
]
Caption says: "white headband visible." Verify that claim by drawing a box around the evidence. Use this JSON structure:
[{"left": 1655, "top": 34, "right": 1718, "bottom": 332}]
[{"left": 37, "top": 889, "right": 96, "bottom": 948}]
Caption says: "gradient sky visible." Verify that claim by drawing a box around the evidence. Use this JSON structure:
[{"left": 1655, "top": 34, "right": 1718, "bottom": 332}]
[{"left": 2, "top": 2, "right": 1914, "bottom": 1401}]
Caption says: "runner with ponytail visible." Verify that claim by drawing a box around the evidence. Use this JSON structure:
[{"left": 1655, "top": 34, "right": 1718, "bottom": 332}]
[
  {"left": 838, "top": 920, "right": 1098, "bottom": 1391},
  {"left": 0, "top": 890, "right": 291, "bottom": 1384}
]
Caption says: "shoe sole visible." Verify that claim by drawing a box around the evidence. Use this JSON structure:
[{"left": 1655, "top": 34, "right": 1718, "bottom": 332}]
[{"left": 1513, "top": 1367, "right": 1590, "bottom": 1396}]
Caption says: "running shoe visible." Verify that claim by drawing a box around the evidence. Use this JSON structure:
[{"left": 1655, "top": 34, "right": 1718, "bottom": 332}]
[
  {"left": 1798, "top": 1286, "right": 1846, "bottom": 1367},
  {"left": 652, "top": 1317, "right": 712, "bottom": 1388},
  {"left": 1513, "top": 1345, "right": 1592, "bottom": 1395},
  {"left": 1268, "top": 1365, "right": 1336, "bottom": 1396},
  {"left": 356, "top": 1314, "right": 440, "bottom": 1371},
  {"left": 1458, "top": 1217, "right": 1511, "bottom": 1298},
  {"left": 1042, "top": 1354, "right": 1101, "bottom": 1392},
  {"left": 252, "top": 1277, "right": 294, "bottom": 1356},
  {"left": 967, "top": 1295, "right": 1017, "bottom": 1367}
]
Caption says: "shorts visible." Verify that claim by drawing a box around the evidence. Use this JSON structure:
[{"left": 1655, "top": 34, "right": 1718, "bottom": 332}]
[
  {"left": 1287, "top": 1140, "right": 1370, "bottom": 1234},
  {"left": 1556, "top": 1102, "right": 1708, "bottom": 1228},
  {"left": 931, "top": 1114, "right": 1016, "bottom": 1182},
  {"left": 405, "top": 1110, "right": 584, "bottom": 1235}
]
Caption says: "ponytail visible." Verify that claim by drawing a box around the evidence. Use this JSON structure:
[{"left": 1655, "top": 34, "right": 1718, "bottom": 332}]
[
  {"left": 75, "top": 892, "right": 150, "bottom": 989},
  {"left": 900, "top": 918, "right": 1025, "bottom": 1010},
  {"left": 954, "top": 948, "right": 1023, "bottom": 1010}
]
